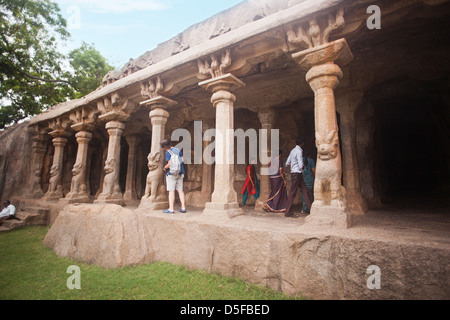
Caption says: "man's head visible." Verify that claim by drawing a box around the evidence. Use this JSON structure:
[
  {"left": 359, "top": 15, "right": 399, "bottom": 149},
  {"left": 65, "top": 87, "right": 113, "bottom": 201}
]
[
  {"left": 3, "top": 200, "right": 10, "bottom": 207},
  {"left": 160, "top": 139, "right": 172, "bottom": 150},
  {"left": 296, "top": 137, "right": 305, "bottom": 147}
]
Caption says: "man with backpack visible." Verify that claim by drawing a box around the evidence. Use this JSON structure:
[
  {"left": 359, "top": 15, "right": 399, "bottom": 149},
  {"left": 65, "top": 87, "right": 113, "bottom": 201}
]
[{"left": 160, "top": 139, "right": 187, "bottom": 214}]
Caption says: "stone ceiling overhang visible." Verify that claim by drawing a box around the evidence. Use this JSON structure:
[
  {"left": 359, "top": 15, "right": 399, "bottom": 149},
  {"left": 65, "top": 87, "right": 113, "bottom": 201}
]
[
  {"left": 28, "top": 0, "right": 450, "bottom": 128},
  {"left": 29, "top": 0, "right": 348, "bottom": 126}
]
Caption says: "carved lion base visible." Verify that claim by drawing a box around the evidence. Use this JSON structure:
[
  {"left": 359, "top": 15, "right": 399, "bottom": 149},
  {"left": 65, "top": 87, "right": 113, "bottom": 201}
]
[
  {"left": 305, "top": 204, "right": 354, "bottom": 229},
  {"left": 138, "top": 199, "right": 169, "bottom": 211}
]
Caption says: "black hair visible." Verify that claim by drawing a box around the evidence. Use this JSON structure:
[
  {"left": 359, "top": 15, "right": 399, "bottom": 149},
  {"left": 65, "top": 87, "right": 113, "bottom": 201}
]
[
  {"left": 160, "top": 139, "right": 172, "bottom": 149},
  {"left": 296, "top": 137, "right": 304, "bottom": 146}
]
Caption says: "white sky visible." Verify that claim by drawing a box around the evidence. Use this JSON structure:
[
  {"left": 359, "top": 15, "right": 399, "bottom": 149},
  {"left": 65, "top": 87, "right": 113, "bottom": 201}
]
[{"left": 54, "top": 0, "right": 245, "bottom": 68}]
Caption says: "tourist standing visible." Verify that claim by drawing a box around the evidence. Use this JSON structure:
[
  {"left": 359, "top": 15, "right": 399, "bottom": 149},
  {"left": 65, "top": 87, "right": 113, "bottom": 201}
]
[
  {"left": 241, "top": 158, "right": 260, "bottom": 205},
  {"left": 264, "top": 150, "right": 288, "bottom": 213},
  {"left": 285, "top": 137, "right": 313, "bottom": 218},
  {"left": 301, "top": 153, "right": 316, "bottom": 214},
  {"left": 160, "top": 140, "right": 186, "bottom": 214}
]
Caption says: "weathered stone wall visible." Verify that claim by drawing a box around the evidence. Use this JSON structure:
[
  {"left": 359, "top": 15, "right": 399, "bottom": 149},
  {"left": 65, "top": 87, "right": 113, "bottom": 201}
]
[
  {"left": 0, "top": 123, "right": 32, "bottom": 204},
  {"left": 43, "top": 204, "right": 450, "bottom": 300}
]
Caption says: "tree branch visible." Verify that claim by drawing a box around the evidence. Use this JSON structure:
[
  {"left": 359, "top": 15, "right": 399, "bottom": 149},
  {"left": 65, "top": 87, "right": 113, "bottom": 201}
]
[{"left": 17, "top": 69, "right": 71, "bottom": 85}]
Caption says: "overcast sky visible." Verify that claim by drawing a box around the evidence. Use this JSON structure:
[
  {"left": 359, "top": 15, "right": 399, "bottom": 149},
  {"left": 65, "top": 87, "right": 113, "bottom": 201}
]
[{"left": 54, "top": 0, "right": 244, "bottom": 68}]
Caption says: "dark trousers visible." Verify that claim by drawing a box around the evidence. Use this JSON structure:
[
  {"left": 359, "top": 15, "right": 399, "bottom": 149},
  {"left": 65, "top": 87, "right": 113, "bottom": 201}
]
[{"left": 285, "top": 172, "right": 313, "bottom": 216}]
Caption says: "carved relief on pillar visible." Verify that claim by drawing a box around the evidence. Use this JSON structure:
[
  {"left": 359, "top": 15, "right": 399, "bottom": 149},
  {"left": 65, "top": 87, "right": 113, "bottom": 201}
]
[
  {"left": 95, "top": 121, "right": 126, "bottom": 205},
  {"left": 95, "top": 92, "right": 139, "bottom": 205},
  {"left": 139, "top": 81, "right": 174, "bottom": 210},
  {"left": 61, "top": 106, "right": 98, "bottom": 202},
  {"left": 288, "top": 8, "right": 354, "bottom": 228},
  {"left": 27, "top": 125, "right": 48, "bottom": 198},
  {"left": 43, "top": 116, "right": 71, "bottom": 201}
]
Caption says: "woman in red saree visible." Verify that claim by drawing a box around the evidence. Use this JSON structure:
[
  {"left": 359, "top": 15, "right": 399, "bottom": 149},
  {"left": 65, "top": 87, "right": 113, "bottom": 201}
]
[
  {"left": 264, "top": 150, "right": 287, "bottom": 213},
  {"left": 241, "top": 159, "right": 260, "bottom": 205}
]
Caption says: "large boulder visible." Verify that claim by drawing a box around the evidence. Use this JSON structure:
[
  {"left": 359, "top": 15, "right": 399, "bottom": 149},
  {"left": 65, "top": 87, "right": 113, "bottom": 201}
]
[{"left": 43, "top": 204, "right": 153, "bottom": 268}]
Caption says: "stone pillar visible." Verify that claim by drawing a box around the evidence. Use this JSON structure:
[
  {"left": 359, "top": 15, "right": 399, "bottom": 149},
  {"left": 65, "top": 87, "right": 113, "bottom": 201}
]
[
  {"left": 62, "top": 131, "right": 93, "bottom": 204},
  {"left": 27, "top": 126, "right": 47, "bottom": 199},
  {"left": 200, "top": 121, "right": 213, "bottom": 202},
  {"left": 123, "top": 135, "right": 140, "bottom": 201},
  {"left": 199, "top": 74, "right": 245, "bottom": 218},
  {"left": 43, "top": 135, "right": 68, "bottom": 201},
  {"left": 255, "top": 107, "right": 277, "bottom": 210},
  {"left": 336, "top": 90, "right": 368, "bottom": 214},
  {"left": 292, "top": 38, "right": 354, "bottom": 228},
  {"left": 95, "top": 121, "right": 126, "bottom": 205},
  {"left": 139, "top": 96, "right": 173, "bottom": 210}
]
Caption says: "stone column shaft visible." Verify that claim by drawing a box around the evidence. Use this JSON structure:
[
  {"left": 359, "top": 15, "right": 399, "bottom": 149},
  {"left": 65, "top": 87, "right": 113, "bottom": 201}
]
[
  {"left": 95, "top": 121, "right": 125, "bottom": 205},
  {"left": 28, "top": 133, "right": 47, "bottom": 198},
  {"left": 200, "top": 74, "right": 245, "bottom": 218},
  {"left": 337, "top": 91, "right": 368, "bottom": 214},
  {"left": 63, "top": 131, "right": 92, "bottom": 203},
  {"left": 43, "top": 136, "right": 68, "bottom": 200},
  {"left": 255, "top": 108, "right": 276, "bottom": 210},
  {"left": 200, "top": 124, "right": 213, "bottom": 200},
  {"left": 139, "top": 97, "right": 172, "bottom": 210},
  {"left": 292, "top": 38, "right": 354, "bottom": 228},
  {"left": 123, "top": 135, "right": 140, "bottom": 201}
]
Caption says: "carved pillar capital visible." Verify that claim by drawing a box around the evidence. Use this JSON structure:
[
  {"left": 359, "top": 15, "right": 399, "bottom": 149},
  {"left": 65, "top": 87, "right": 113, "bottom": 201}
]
[
  {"left": 197, "top": 49, "right": 232, "bottom": 79},
  {"left": 75, "top": 131, "right": 93, "bottom": 144},
  {"left": 258, "top": 107, "right": 277, "bottom": 128},
  {"left": 199, "top": 73, "right": 245, "bottom": 95},
  {"left": 48, "top": 116, "right": 71, "bottom": 139},
  {"left": 98, "top": 93, "right": 138, "bottom": 123},
  {"left": 70, "top": 105, "right": 98, "bottom": 133}
]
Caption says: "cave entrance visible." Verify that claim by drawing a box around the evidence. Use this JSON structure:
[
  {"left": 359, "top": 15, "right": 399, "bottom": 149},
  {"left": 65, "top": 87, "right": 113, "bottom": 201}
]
[{"left": 370, "top": 78, "right": 449, "bottom": 209}]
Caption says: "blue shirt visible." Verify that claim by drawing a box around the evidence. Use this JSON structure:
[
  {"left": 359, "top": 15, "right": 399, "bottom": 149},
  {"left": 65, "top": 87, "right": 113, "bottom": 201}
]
[
  {"left": 286, "top": 146, "right": 304, "bottom": 174},
  {"left": 165, "top": 147, "right": 185, "bottom": 176}
]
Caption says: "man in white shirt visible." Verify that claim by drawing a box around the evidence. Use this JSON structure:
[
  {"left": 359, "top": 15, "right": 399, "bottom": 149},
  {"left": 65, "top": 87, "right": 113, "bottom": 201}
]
[
  {"left": 285, "top": 137, "right": 313, "bottom": 217},
  {"left": 0, "top": 200, "right": 16, "bottom": 225}
]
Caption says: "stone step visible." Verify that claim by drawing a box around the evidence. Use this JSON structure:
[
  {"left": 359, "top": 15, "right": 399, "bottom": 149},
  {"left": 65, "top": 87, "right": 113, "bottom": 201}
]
[
  {"left": 2, "top": 218, "right": 25, "bottom": 230},
  {"left": 0, "top": 226, "right": 10, "bottom": 233},
  {"left": 0, "top": 206, "right": 50, "bottom": 233}
]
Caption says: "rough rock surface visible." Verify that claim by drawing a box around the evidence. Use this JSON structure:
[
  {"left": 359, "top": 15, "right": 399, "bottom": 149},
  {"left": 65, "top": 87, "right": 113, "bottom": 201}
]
[{"left": 43, "top": 204, "right": 450, "bottom": 299}]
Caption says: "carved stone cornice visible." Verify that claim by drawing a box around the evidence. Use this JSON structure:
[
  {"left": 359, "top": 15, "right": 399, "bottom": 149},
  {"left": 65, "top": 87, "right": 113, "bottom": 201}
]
[
  {"left": 140, "top": 76, "right": 164, "bottom": 100},
  {"left": 47, "top": 116, "right": 71, "bottom": 138},
  {"left": 97, "top": 92, "right": 139, "bottom": 123},
  {"left": 69, "top": 105, "right": 98, "bottom": 132},
  {"left": 287, "top": 8, "right": 353, "bottom": 70},
  {"left": 287, "top": 8, "right": 345, "bottom": 51},
  {"left": 197, "top": 49, "right": 232, "bottom": 80}
]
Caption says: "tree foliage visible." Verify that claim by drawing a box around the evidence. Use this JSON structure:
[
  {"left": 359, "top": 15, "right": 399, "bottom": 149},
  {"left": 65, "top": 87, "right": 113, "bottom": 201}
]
[
  {"left": 68, "top": 42, "right": 115, "bottom": 99},
  {"left": 0, "top": 0, "right": 115, "bottom": 129}
]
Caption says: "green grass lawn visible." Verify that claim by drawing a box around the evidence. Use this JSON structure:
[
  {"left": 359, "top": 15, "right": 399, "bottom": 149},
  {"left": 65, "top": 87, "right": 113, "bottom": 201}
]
[{"left": 0, "top": 227, "right": 304, "bottom": 300}]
